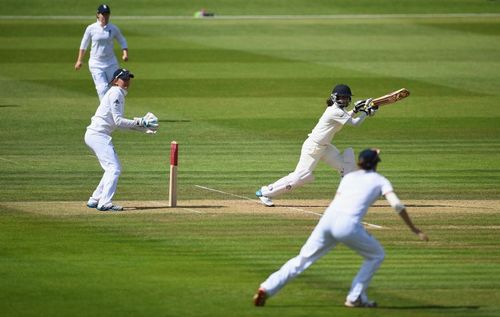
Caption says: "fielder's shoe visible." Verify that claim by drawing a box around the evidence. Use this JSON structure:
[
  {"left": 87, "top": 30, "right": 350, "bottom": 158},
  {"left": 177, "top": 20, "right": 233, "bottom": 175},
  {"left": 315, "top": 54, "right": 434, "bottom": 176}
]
[
  {"left": 256, "top": 189, "right": 274, "bottom": 207},
  {"left": 344, "top": 296, "right": 377, "bottom": 308},
  {"left": 97, "top": 204, "right": 124, "bottom": 212},
  {"left": 86, "top": 198, "right": 98, "bottom": 209},
  {"left": 253, "top": 288, "right": 267, "bottom": 307}
]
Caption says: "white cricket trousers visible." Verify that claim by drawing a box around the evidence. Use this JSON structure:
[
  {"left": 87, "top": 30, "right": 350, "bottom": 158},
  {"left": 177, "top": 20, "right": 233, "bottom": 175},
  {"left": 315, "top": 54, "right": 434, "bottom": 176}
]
[
  {"left": 262, "top": 138, "right": 349, "bottom": 198},
  {"left": 89, "top": 62, "right": 119, "bottom": 101},
  {"left": 260, "top": 212, "right": 385, "bottom": 302},
  {"left": 84, "top": 131, "right": 121, "bottom": 208}
]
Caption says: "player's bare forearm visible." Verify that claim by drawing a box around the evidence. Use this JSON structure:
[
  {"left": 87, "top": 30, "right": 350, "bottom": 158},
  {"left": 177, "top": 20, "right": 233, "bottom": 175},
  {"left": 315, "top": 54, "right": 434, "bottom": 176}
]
[
  {"left": 75, "top": 49, "right": 86, "bottom": 70},
  {"left": 122, "top": 49, "right": 129, "bottom": 62},
  {"left": 399, "top": 209, "right": 429, "bottom": 241}
]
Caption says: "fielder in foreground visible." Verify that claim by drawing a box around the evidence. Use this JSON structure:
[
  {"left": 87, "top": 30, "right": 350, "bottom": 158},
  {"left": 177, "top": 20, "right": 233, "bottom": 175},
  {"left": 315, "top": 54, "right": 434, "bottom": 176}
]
[
  {"left": 74, "top": 4, "right": 129, "bottom": 101},
  {"left": 256, "top": 84, "right": 377, "bottom": 207},
  {"left": 253, "top": 149, "right": 428, "bottom": 308},
  {"left": 85, "top": 68, "right": 158, "bottom": 211}
]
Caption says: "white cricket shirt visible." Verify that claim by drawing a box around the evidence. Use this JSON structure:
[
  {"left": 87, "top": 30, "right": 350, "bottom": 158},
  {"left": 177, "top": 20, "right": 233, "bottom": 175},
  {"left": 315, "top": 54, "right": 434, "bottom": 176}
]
[
  {"left": 308, "top": 105, "right": 351, "bottom": 145},
  {"left": 79, "top": 21, "right": 127, "bottom": 67},
  {"left": 326, "top": 169, "right": 394, "bottom": 223},
  {"left": 86, "top": 86, "right": 136, "bottom": 136}
]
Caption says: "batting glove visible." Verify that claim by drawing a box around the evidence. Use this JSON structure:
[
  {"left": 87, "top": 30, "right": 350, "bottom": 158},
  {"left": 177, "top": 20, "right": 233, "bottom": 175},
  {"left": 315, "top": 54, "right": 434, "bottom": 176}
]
[
  {"left": 353, "top": 100, "right": 367, "bottom": 113},
  {"left": 362, "top": 106, "right": 378, "bottom": 117}
]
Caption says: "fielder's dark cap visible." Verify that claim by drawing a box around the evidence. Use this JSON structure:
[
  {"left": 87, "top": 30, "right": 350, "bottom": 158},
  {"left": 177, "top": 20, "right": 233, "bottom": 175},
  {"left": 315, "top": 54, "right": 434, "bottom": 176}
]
[
  {"left": 331, "top": 84, "right": 352, "bottom": 96},
  {"left": 358, "top": 148, "right": 381, "bottom": 170},
  {"left": 97, "top": 4, "right": 111, "bottom": 14},
  {"left": 113, "top": 68, "right": 134, "bottom": 81}
]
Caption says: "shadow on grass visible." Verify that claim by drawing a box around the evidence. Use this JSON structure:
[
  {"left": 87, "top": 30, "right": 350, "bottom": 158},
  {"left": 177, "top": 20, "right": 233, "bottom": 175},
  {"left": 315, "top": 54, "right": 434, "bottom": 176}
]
[
  {"left": 371, "top": 203, "right": 457, "bottom": 208},
  {"left": 381, "top": 305, "right": 480, "bottom": 310},
  {"left": 279, "top": 204, "right": 327, "bottom": 208},
  {"left": 158, "top": 119, "right": 191, "bottom": 123},
  {"left": 125, "top": 205, "right": 224, "bottom": 210},
  {"left": 270, "top": 203, "right": 480, "bottom": 209},
  {"left": 268, "top": 304, "right": 480, "bottom": 310}
]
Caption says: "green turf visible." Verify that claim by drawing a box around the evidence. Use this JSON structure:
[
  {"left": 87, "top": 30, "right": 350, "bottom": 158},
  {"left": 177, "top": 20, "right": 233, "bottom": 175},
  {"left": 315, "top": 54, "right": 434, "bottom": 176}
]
[
  {"left": 2, "top": 0, "right": 500, "bottom": 16},
  {"left": 1, "top": 205, "right": 499, "bottom": 317},
  {"left": 0, "top": 1, "right": 500, "bottom": 316}
]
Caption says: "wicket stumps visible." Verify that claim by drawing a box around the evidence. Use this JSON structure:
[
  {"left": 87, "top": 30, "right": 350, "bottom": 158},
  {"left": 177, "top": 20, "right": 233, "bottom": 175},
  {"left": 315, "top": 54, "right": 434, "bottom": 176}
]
[{"left": 169, "top": 141, "right": 178, "bottom": 207}]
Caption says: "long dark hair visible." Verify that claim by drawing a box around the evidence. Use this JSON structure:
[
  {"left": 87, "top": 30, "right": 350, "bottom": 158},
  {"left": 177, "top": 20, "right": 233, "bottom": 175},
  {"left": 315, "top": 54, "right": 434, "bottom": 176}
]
[{"left": 326, "top": 96, "right": 334, "bottom": 107}]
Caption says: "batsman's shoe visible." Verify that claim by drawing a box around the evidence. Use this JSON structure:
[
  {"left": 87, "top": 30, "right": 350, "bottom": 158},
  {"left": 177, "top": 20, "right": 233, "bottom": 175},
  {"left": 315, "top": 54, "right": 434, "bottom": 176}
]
[
  {"left": 86, "top": 198, "right": 98, "bottom": 209},
  {"left": 256, "top": 190, "right": 274, "bottom": 207},
  {"left": 344, "top": 297, "right": 377, "bottom": 308},
  {"left": 253, "top": 288, "right": 267, "bottom": 307},
  {"left": 97, "top": 204, "right": 124, "bottom": 212}
]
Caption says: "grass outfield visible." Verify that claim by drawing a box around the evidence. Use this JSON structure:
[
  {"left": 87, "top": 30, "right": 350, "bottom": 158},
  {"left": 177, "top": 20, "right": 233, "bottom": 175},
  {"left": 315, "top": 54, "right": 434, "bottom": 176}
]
[
  {"left": 1, "top": 1, "right": 500, "bottom": 316},
  {"left": 1, "top": 200, "right": 499, "bottom": 317},
  {"left": 1, "top": 16, "right": 499, "bottom": 201}
]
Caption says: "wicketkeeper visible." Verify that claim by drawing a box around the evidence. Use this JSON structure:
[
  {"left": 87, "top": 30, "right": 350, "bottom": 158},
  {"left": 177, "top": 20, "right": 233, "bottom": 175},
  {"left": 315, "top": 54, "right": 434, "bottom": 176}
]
[
  {"left": 256, "top": 84, "right": 377, "bottom": 207},
  {"left": 254, "top": 148, "right": 429, "bottom": 308},
  {"left": 84, "top": 68, "right": 158, "bottom": 211}
]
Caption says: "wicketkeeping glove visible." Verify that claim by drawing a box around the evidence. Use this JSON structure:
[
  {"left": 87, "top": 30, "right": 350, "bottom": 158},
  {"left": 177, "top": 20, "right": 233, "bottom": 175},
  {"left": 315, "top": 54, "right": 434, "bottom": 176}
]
[{"left": 135, "top": 112, "right": 159, "bottom": 129}]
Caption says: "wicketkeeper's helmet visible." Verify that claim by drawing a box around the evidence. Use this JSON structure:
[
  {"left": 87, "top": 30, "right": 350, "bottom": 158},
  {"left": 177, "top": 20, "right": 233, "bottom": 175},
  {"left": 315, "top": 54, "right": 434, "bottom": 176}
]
[
  {"left": 112, "top": 68, "right": 134, "bottom": 81},
  {"left": 358, "top": 148, "right": 381, "bottom": 170},
  {"left": 330, "top": 84, "right": 352, "bottom": 108}
]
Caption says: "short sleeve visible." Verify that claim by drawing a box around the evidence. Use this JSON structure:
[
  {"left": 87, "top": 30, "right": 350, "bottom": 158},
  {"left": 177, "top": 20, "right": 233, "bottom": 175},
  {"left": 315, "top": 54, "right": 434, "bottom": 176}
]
[{"left": 380, "top": 176, "right": 394, "bottom": 196}]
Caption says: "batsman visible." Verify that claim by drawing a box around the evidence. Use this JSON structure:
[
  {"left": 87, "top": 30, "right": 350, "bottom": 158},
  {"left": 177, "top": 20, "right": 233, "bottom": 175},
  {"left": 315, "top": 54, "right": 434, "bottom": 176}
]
[{"left": 256, "top": 84, "right": 378, "bottom": 207}]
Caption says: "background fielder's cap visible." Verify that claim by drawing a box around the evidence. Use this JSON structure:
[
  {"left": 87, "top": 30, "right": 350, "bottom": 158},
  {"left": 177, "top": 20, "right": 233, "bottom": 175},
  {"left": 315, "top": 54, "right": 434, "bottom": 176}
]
[
  {"left": 358, "top": 148, "right": 381, "bottom": 170},
  {"left": 97, "top": 4, "right": 111, "bottom": 14},
  {"left": 113, "top": 68, "right": 134, "bottom": 81},
  {"left": 331, "top": 84, "right": 352, "bottom": 96}
]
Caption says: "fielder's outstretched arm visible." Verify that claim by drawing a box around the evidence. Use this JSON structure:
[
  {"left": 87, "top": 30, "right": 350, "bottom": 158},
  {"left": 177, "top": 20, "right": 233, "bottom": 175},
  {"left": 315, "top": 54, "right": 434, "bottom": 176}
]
[{"left": 385, "top": 192, "right": 429, "bottom": 241}]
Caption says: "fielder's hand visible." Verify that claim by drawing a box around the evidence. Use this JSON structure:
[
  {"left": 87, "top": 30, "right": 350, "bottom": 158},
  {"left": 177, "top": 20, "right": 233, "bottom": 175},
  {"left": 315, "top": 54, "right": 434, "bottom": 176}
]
[{"left": 417, "top": 231, "right": 429, "bottom": 241}]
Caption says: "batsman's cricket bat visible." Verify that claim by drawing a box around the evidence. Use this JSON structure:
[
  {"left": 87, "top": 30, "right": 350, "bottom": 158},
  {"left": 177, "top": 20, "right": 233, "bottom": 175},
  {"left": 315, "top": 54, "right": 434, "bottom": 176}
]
[{"left": 370, "top": 88, "right": 410, "bottom": 107}]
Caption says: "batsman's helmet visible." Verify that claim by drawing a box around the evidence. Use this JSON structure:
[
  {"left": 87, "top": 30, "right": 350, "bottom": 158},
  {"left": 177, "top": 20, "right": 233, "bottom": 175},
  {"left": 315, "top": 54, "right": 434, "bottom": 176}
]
[
  {"left": 358, "top": 148, "right": 381, "bottom": 170},
  {"left": 97, "top": 4, "right": 111, "bottom": 14},
  {"left": 330, "top": 84, "right": 352, "bottom": 108}
]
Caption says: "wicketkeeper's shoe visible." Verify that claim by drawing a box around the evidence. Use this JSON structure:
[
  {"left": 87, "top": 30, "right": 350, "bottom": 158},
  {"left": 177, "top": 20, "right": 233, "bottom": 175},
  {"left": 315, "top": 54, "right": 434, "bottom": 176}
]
[
  {"left": 344, "top": 296, "right": 377, "bottom": 308},
  {"left": 97, "top": 204, "right": 124, "bottom": 212},
  {"left": 86, "top": 198, "right": 98, "bottom": 209},
  {"left": 256, "top": 190, "right": 274, "bottom": 207},
  {"left": 253, "top": 288, "right": 267, "bottom": 307}
]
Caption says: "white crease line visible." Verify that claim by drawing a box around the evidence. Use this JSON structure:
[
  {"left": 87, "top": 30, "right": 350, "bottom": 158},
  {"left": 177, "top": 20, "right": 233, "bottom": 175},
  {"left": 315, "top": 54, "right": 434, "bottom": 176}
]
[
  {"left": 181, "top": 207, "right": 204, "bottom": 214},
  {"left": 362, "top": 222, "right": 384, "bottom": 229},
  {"left": 195, "top": 185, "right": 260, "bottom": 203},
  {"left": 195, "top": 185, "right": 384, "bottom": 228},
  {"left": 280, "top": 205, "right": 323, "bottom": 217}
]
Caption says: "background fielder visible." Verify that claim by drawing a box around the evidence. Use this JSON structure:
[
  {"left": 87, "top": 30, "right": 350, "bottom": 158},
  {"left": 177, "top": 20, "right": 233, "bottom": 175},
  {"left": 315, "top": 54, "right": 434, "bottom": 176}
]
[
  {"left": 256, "top": 84, "right": 377, "bottom": 207},
  {"left": 75, "top": 4, "right": 129, "bottom": 101},
  {"left": 254, "top": 148, "right": 429, "bottom": 308},
  {"left": 85, "top": 68, "right": 158, "bottom": 211}
]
